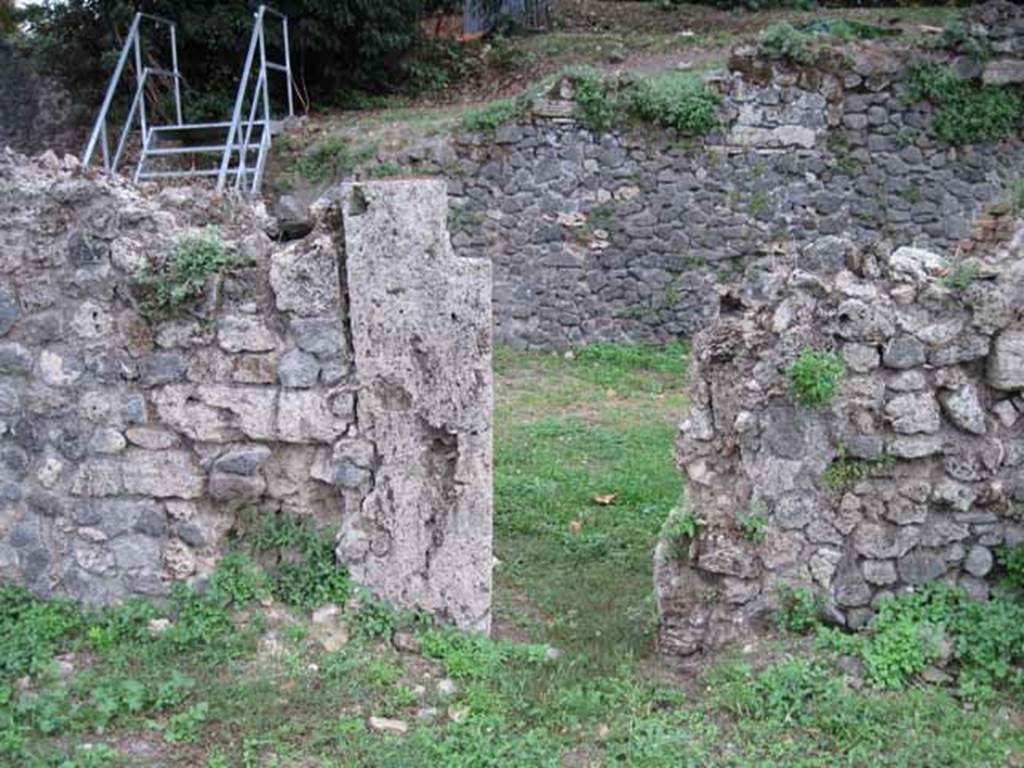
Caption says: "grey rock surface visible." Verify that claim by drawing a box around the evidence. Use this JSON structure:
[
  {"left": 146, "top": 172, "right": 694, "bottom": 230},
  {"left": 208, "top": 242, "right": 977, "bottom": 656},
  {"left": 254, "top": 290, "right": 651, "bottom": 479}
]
[{"left": 338, "top": 180, "right": 493, "bottom": 633}]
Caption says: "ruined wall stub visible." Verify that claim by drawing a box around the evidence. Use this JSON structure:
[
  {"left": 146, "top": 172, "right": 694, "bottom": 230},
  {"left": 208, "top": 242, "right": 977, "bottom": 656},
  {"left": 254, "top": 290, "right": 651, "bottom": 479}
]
[
  {"left": 338, "top": 181, "right": 494, "bottom": 633},
  {"left": 0, "top": 153, "right": 493, "bottom": 633}
]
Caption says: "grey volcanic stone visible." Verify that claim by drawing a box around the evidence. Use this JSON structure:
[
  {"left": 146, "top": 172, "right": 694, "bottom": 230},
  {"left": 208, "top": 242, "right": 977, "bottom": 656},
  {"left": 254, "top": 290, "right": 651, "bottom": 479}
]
[
  {"left": 0, "top": 284, "right": 18, "bottom": 336},
  {"left": 278, "top": 349, "right": 320, "bottom": 388},
  {"left": 964, "top": 545, "right": 993, "bottom": 577},
  {"left": 939, "top": 383, "right": 986, "bottom": 435},
  {"left": 884, "top": 392, "right": 940, "bottom": 434},
  {"left": 988, "top": 328, "right": 1024, "bottom": 391},
  {"left": 213, "top": 445, "right": 271, "bottom": 476},
  {"left": 897, "top": 551, "right": 946, "bottom": 584},
  {"left": 140, "top": 352, "right": 187, "bottom": 386},
  {"left": 882, "top": 336, "right": 926, "bottom": 369}
]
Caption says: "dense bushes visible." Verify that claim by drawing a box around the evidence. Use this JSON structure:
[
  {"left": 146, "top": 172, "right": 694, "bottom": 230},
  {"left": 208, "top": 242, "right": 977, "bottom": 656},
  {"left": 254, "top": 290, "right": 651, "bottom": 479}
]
[
  {"left": 908, "top": 63, "right": 1024, "bottom": 145},
  {"left": 19, "top": 0, "right": 462, "bottom": 120}
]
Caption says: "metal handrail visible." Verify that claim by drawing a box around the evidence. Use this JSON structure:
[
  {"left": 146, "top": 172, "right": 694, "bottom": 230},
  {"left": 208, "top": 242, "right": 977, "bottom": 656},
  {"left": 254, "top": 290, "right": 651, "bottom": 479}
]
[
  {"left": 82, "top": 13, "right": 182, "bottom": 172},
  {"left": 216, "top": 5, "right": 294, "bottom": 194}
]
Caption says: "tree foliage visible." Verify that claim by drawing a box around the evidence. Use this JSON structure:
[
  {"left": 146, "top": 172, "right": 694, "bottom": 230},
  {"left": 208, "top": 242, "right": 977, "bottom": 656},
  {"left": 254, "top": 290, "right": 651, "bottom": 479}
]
[{"left": 24, "top": 0, "right": 461, "bottom": 119}]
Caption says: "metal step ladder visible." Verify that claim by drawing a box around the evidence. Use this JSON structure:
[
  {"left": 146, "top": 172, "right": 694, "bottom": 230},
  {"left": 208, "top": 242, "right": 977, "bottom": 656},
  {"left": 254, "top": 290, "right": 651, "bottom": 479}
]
[{"left": 82, "top": 5, "right": 294, "bottom": 196}]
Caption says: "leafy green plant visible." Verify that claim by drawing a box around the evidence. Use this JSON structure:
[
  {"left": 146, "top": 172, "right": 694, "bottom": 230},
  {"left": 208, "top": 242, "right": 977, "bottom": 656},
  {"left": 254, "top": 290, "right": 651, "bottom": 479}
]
[
  {"left": 364, "top": 160, "right": 406, "bottom": 179},
  {"left": 626, "top": 71, "right": 719, "bottom": 136},
  {"left": 208, "top": 553, "right": 270, "bottom": 607},
  {"left": 776, "top": 584, "right": 820, "bottom": 634},
  {"left": 1006, "top": 176, "right": 1024, "bottom": 215},
  {"left": 571, "top": 67, "right": 617, "bottom": 133},
  {"left": 163, "top": 701, "right": 209, "bottom": 743},
  {"left": 660, "top": 503, "right": 699, "bottom": 560},
  {"left": 240, "top": 514, "right": 351, "bottom": 610},
  {"left": 294, "top": 136, "right": 377, "bottom": 183},
  {"left": 997, "top": 543, "right": 1024, "bottom": 591},
  {"left": 737, "top": 512, "right": 768, "bottom": 544},
  {"left": 460, "top": 99, "right": 519, "bottom": 132},
  {"left": 786, "top": 349, "right": 845, "bottom": 407},
  {"left": 940, "top": 258, "right": 979, "bottom": 291},
  {"left": 822, "top": 449, "right": 895, "bottom": 490},
  {"left": 133, "top": 228, "right": 231, "bottom": 316},
  {"left": 759, "top": 23, "right": 814, "bottom": 65},
  {"left": 908, "top": 63, "right": 1024, "bottom": 145}
]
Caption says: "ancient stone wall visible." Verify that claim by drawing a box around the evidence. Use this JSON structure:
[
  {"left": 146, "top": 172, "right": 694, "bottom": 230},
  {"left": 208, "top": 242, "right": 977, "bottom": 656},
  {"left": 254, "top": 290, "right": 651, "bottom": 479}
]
[
  {"left": 654, "top": 229, "right": 1024, "bottom": 660},
  {"left": 0, "top": 152, "right": 492, "bottom": 632},
  {"left": 451, "top": 7, "right": 1024, "bottom": 350}
]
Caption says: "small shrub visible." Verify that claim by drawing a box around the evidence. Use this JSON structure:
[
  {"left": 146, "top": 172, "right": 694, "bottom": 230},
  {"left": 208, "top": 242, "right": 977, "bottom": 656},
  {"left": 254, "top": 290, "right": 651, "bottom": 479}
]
[
  {"left": 133, "top": 228, "right": 231, "bottom": 316},
  {"left": 737, "top": 512, "right": 768, "bottom": 544},
  {"left": 660, "top": 503, "right": 699, "bottom": 560},
  {"left": 461, "top": 99, "right": 519, "bottom": 132},
  {"left": 759, "top": 23, "right": 814, "bottom": 65},
  {"left": 776, "top": 584, "right": 820, "bottom": 634},
  {"left": 940, "top": 258, "right": 979, "bottom": 291},
  {"left": 786, "top": 349, "right": 845, "bottom": 407},
  {"left": 908, "top": 64, "right": 1024, "bottom": 145},
  {"left": 240, "top": 514, "right": 351, "bottom": 610},
  {"left": 163, "top": 701, "right": 210, "bottom": 743},
  {"left": 207, "top": 553, "right": 269, "bottom": 607},
  {"left": 570, "top": 67, "right": 617, "bottom": 133},
  {"left": 626, "top": 72, "right": 719, "bottom": 136},
  {"left": 294, "top": 136, "right": 377, "bottom": 183},
  {"left": 822, "top": 450, "right": 895, "bottom": 490},
  {"left": 1006, "top": 176, "right": 1024, "bottom": 215},
  {"left": 997, "top": 543, "right": 1024, "bottom": 591},
  {"left": 364, "top": 161, "right": 406, "bottom": 179}
]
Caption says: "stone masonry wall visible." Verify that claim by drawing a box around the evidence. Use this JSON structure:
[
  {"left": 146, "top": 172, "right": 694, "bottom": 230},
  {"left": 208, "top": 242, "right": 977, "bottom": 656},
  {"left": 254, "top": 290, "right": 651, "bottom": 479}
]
[
  {"left": 451, "top": 6, "right": 1024, "bottom": 350},
  {"left": 0, "top": 152, "right": 493, "bottom": 632},
  {"left": 654, "top": 230, "right": 1024, "bottom": 660}
]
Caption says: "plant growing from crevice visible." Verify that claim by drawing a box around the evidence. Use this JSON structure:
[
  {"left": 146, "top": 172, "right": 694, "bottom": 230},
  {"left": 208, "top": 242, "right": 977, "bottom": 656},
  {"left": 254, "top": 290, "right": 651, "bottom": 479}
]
[
  {"left": 997, "top": 543, "right": 1024, "bottom": 591},
  {"left": 907, "top": 63, "right": 1024, "bottom": 146},
  {"left": 759, "top": 22, "right": 814, "bottom": 65},
  {"left": 737, "top": 504, "right": 768, "bottom": 544},
  {"left": 460, "top": 98, "right": 520, "bottom": 132},
  {"left": 822, "top": 448, "right": 895, "bottom": 490},
  {"left": 940, "top": 258, "right": 980, "bottom": 291},
  {"left": 626, "top": 71, "right": 719, "bottom": 136},
  {"left": 776, "top": 584, "right": 820, "bottom": 634},
  {"left": 133, "top": 227, "right": 232, "bottom": 317},
  {"left": 660, "top": 502, "right": 700, "bottom": 560},
  {"left": 1006, "top": 176, "right": 1024, "bottom": 215},
  {"left": 786, "top": 348, "right": 845, "bottom": 407}
]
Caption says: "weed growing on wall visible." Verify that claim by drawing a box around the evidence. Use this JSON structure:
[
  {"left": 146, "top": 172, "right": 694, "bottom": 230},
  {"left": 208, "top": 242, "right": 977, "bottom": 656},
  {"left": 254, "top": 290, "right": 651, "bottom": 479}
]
[
  {"left": 569, "top": 67, "right": 618, "bottom": 133},
  {"left": 236, "top": 513, "right": 352, "bottom": 610},
  {"left": 775, "top": 584, "right": 821, "bottom": 633},
  {"left": 786, "top": 348, "right": 845, "bottom": 407},
  {"left": 908, "top": 64, "right": 1024, "bottom": 145},
  {"left": 626, "top": 71, "right": 720, "bottom": 136},
  {"left": 460, "top": 99, "right": 520, "bottom": 132},
  {"left": 940, "top": 258, "right": 980, "bottom": 291},
  {"left": 997, "top": 543, "right": 1024, "bottom": 591},
  {"left": 133, "top": 227, "right": 231, "bottom": 316},
  {"left": 295, "top": 136, "right": 378, "bottom": 182},
  {"left": 822, "top": 449, "right": 895, "bottom": 490},
  {"left": 759, "top": 22, "right": 814, "bottom": 64},
  {"left": 1007, "top": 176, "right": 1024, "bottom": 215}
]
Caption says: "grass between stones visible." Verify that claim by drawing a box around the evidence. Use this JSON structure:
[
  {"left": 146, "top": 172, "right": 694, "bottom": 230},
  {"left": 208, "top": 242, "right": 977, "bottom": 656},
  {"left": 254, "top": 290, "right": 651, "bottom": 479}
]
[{"left": 3, "top": 343, "right": 1024, "bottom": 767}]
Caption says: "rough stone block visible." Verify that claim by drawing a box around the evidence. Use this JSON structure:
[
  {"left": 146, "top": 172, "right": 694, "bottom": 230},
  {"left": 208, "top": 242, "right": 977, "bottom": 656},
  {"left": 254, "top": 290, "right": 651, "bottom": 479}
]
[{"left": 338, "top": 180, "right": 493, "bottom": 633}]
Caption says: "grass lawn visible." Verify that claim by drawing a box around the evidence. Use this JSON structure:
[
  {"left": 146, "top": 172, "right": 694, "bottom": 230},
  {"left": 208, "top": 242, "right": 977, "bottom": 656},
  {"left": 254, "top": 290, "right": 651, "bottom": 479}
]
[{"left": 3, "top": 343, "right": 1023, "bottom": 767}]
